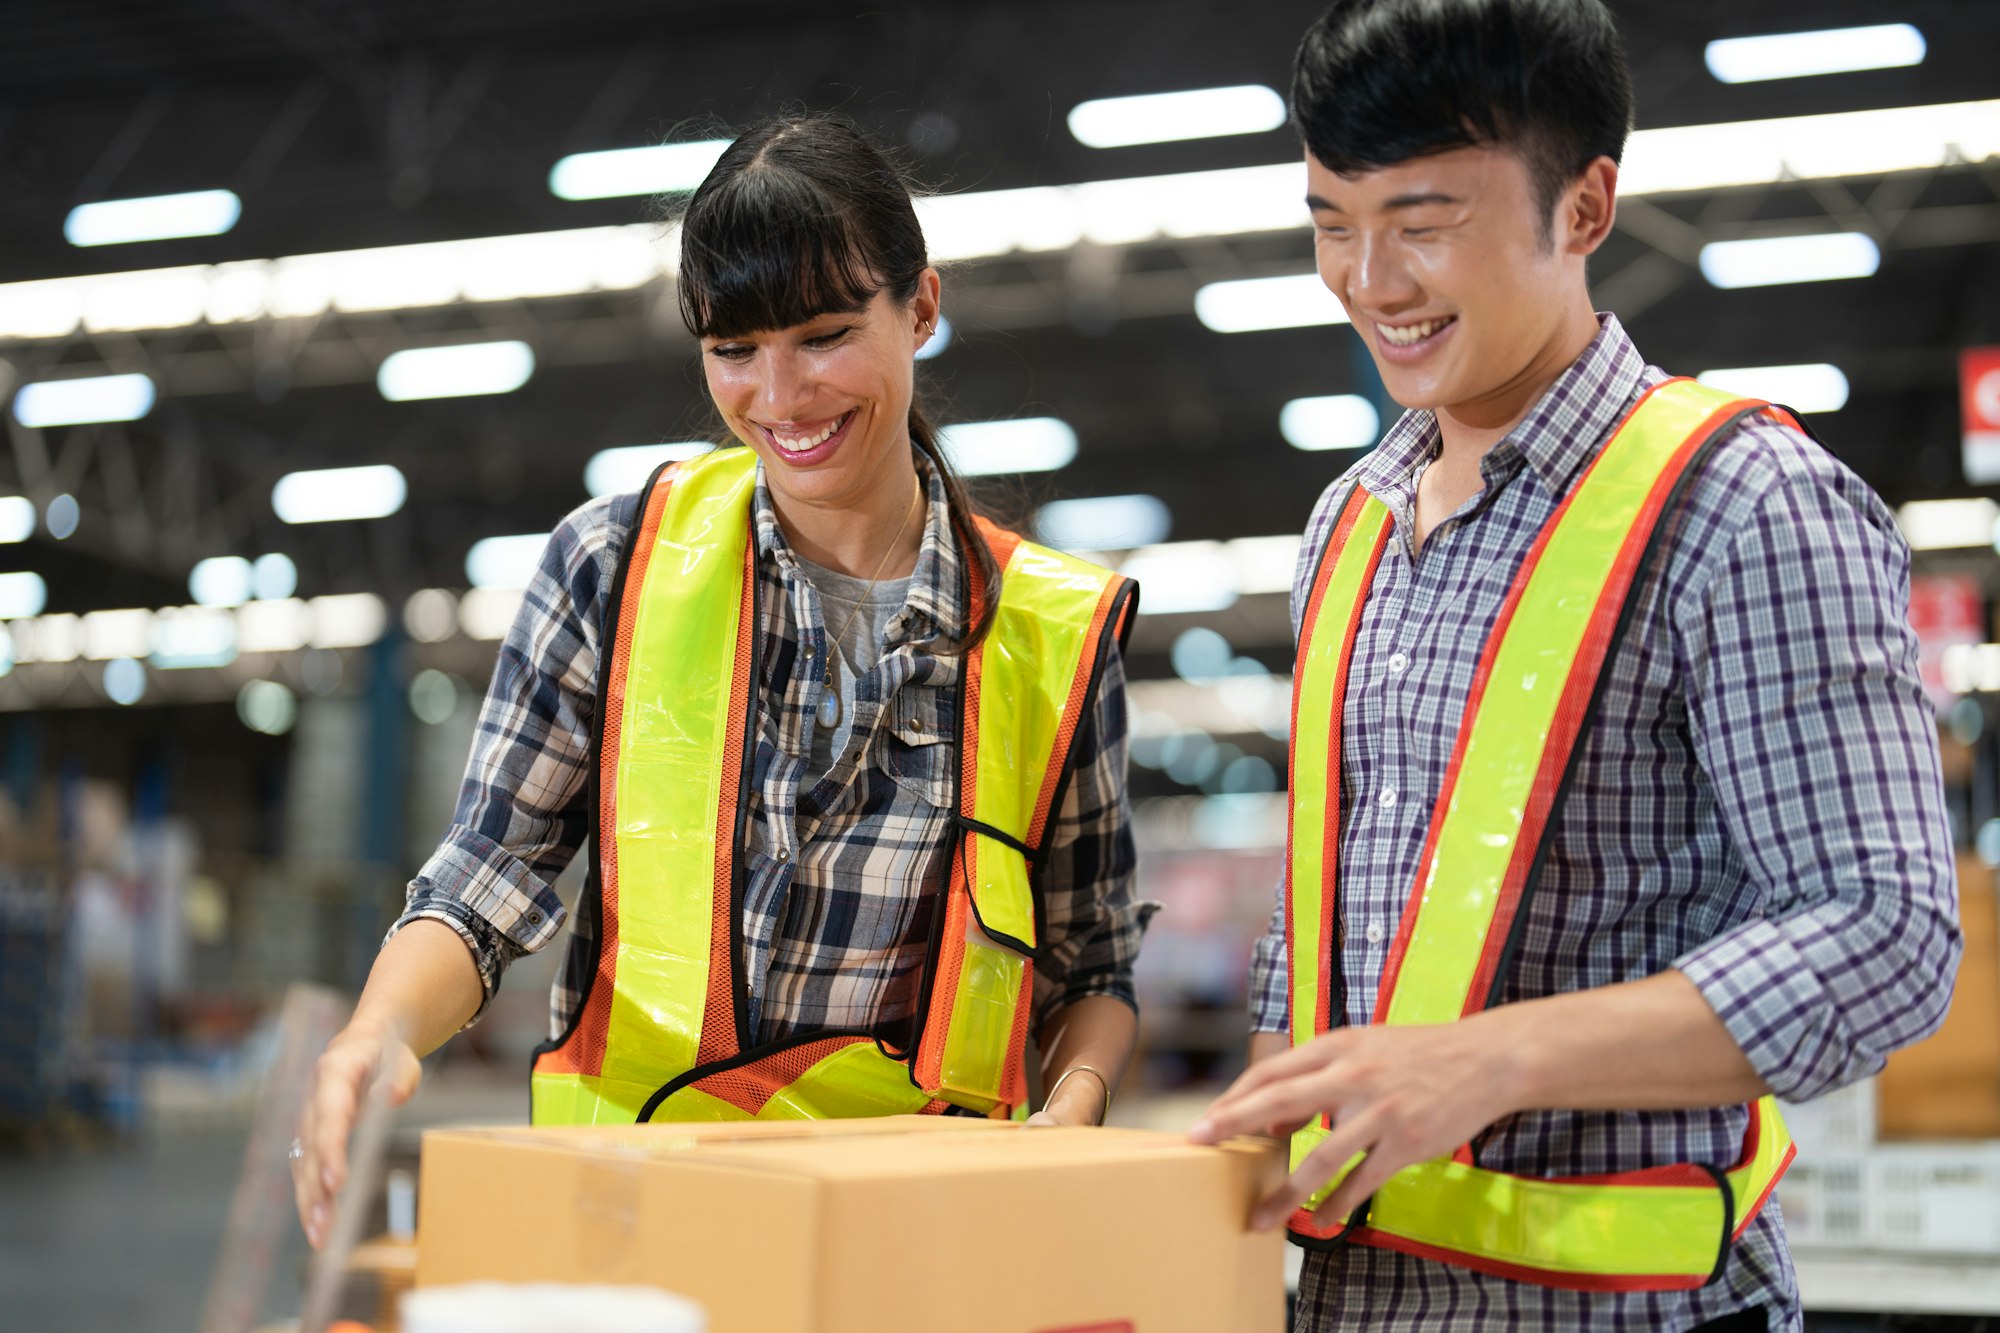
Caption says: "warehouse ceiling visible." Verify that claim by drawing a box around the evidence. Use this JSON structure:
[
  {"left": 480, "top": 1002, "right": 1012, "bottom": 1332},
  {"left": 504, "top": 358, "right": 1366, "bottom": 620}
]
[{"left": 3, "top": 0, "right": 1998, "bottom": 645}]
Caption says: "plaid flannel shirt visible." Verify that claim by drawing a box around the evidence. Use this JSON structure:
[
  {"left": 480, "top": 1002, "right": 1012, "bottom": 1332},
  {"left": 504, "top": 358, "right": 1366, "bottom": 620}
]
[
  {"left": 1249, "top": 316, "right": 1959, "bottom": 1331},
  {"left": 394, "top": 453, "right": 1148, "bottom": 1051}
]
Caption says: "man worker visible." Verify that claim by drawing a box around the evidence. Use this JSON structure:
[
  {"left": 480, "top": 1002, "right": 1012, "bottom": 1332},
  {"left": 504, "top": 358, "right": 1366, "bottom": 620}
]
[{"left": 1188, "top": 1, "right": 1961, "bottom": 1328}]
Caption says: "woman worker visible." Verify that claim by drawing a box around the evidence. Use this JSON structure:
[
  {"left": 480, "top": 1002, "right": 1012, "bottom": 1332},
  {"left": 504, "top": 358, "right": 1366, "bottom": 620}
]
[{"left": 291, "top": 111, "right": 1148, "bottom": 1246}]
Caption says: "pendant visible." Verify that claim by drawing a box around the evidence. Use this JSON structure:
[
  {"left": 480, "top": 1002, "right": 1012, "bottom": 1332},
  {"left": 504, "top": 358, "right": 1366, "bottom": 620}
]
[{"left": 817, "top": 663, "right": 842, "bottom": 730}]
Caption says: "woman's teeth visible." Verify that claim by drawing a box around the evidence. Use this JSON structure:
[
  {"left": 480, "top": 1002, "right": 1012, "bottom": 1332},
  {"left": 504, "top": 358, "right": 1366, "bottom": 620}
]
[
  {"left": 1379, "top": 317, "right": 1455, "bottom": 347},
  {"left": 772, "top": 413, "right": 847, "bottom": 452}
]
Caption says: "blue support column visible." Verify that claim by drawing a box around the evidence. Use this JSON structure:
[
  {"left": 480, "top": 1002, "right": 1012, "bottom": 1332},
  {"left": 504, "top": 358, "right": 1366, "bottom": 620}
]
[{"left": 356, "top": 630, "right": 411, "bottom": 990}]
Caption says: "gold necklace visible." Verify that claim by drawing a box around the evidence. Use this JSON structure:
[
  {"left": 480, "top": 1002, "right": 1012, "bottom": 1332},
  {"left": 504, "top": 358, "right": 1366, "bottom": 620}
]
[{"left": 817, "top": 474, "right": 922, "bottom": 732}]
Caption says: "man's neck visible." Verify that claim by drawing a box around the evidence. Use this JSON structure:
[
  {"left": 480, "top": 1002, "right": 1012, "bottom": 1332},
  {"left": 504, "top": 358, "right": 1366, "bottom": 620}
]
[{"left": 1433, "top": 302, "right": 1601, "bottom": 470}]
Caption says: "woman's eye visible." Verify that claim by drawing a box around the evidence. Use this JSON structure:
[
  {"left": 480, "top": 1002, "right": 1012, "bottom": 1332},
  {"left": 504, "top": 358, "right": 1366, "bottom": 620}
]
[
  {"left": 806, "top": 328, "right": 850, "bottom": 349},
  {"left": 710, "top": 345, "right": 752, "bottom": 362}
]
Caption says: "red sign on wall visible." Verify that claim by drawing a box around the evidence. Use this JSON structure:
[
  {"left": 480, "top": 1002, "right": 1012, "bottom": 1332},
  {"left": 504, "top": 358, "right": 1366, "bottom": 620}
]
[
  {"left": 1961, "top": 347, "right": 2000, "bottom": 483},
  {"left": 1909, "top": 572, "right": 1985, "bottom": 711}
]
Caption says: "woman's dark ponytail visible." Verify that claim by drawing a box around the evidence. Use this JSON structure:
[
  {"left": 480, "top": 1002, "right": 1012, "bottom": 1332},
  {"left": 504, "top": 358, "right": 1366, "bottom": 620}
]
[{"left": 908, "top": 402, "right": 1000, "bottom": 656}]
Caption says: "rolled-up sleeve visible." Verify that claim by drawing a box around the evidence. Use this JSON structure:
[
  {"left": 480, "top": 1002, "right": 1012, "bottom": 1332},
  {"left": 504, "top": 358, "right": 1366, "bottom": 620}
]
[
  {"left": 389, "top": 494, "right": 625, "bottom": 1020},
  {"left": 1673, "top": 471, "right": 1960, "bottom": 1102},
  {"left": 1033, "top": 646, "right": 1157, "bottom": 1027}
]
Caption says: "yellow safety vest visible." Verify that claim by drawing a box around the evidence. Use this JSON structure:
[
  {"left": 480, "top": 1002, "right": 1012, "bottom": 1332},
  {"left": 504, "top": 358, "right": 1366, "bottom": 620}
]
[
  {"left": 1286, "top": 379, "right": 1797, "bottom": 1291},
  {"left": 529, "top": 447, "right": 1136, "bottom": 1125}
]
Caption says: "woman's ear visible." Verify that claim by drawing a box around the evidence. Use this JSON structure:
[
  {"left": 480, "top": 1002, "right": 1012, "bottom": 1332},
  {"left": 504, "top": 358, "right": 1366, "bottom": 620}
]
[{"left": 913, "top": 267, "right": 943, "bottom": 344}]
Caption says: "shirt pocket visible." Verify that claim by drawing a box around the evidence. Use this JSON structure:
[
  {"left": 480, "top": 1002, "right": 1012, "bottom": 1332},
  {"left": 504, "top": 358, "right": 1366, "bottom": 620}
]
[{"left": 878, "top": 686, "right": 954, "bottom": 809}]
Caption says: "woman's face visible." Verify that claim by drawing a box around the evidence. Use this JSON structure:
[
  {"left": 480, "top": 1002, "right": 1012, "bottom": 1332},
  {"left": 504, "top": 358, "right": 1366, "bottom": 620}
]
[{"left": 701, "top": 270, "right": 942, "bottom": 514}]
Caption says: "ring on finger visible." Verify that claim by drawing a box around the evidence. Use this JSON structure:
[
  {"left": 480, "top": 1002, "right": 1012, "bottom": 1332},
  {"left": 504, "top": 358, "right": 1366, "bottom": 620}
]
[{"left": 288, "top": 1136, "right": 305, "bottom": 1162}]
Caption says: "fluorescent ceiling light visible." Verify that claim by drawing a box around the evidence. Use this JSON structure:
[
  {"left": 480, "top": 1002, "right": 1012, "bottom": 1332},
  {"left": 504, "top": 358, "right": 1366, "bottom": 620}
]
[
  {"left": 1280, "top": 394, "right": 1381, "bottom": 451},
  {"left": 17, "top": 613, "right": 79, "bottom": 662},
  {"left": 238, "top": 679, "right": 298, "bottom": 735},
  {"left": 1068, "top": 85, "right": 1287, "bottom": 149},
  {"left": 64, "top": 189, "right": 242, "bottom": 247},
  {"left": 4, "top": 102, "right": 1995, "bottom": 344},
  {"left": 377, "top": 340, "right": 535, "bottom": 401},
  {"left": 1227, "top": 534, "right": 1302, "bottom": 594},
  {"left": 83, "top": 608, "right": 153, "bottom": 661},
  {"left": 458, "top": 587, "right": 523, "bottom": 641},
  {"left": 189, "top": 555, "right": 254, "bottom": 607},
  {"left": 1035, "top": 494, "right": 1171, "bottom": 551},
  {"left": 583, "top": 442, "right": 711, "bottom": 497},
  {"left": 1895, "top": 498, "right": 1999, "bottom": 551},
  {"left": 151, "top": 606, "right": 238, "bottom": 669},
  {"left": 549, "top": 140, "right": 731, "bottom": 200},
  {"left": 236, "top": 599, "right": 312, "bottom": 653},
  {"left": 0, "top": 572, "right": 48, "bottom": 619},
  {"left": 1195, "top": 274, "right": 1349, "bottom": 333},
  {"left": 252, "top": 552, "right": 297, "bottom": 600},
  {"left": 272, "top": 464, "right": 407, "bottom": 524},
  {"left": 1117, "top": 542, "right": 1240, "bottom": 614},
  {"left": 1619, "top": 101, "right": 1999, "bottom": 196},
  {"left": 102, "top": 657, "right": 147, "bottom": 705},
  {"left": 1696, "top": 363, "right": 1850, "bottom": 413},
  {"left": 1705, "top": 24, "right": 1925, "bottom": 84},
  {"left": 403, "top": 589, "right": 460, "bottom": 643},
  {"left": 937, "top": 417, "right": 1079, "bottom": 477},
  {"left": 0, "top": 497, "right": 33, "bottom": 543},
  {"left": 309, "top": 593, "right": 388, "bottom": 649},
  {"left": 465, "top": 534, "right": 549, "bottom": 590},
  {"left": 12, "top": 373, "right": 156, "bottom": 427},
  {"left": 1698, "top": 233, "right": 1879, "bottom": 288}
]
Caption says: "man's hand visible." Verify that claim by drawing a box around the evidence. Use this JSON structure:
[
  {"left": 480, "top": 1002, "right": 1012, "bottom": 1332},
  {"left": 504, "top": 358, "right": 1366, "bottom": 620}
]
[
  {"left": 1024, "top": 1065, "right": 1109, "bottom": 1127},
  {"left": 1188, "top": 1020, "right": 1523, "bottom": 1231}
]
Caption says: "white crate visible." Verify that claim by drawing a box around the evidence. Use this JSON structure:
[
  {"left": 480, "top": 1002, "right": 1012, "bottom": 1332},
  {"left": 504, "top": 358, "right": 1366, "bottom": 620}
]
[
  {"left": 1779, "top": 1078, "right": 1878, "bottom": 1157},
  {"left": 1866, "top": 1143, "right": 2000, "bottom": 1257},
  {"left": 1776, "top": 1154, "right": 1871, "bottom": 1248}
]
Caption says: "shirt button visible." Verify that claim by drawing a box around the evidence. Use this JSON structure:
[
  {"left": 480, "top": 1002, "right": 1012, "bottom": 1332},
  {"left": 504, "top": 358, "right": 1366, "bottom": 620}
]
[
  {"left": 1378, "top": 786, "right": 1397, "bottom": 808},
  {"left": 526, "top": 909, "right": 542, "bottom": 925},
  {"left": 775, "top": 847, "right": 790, "bottom": 863},
  {"left": 1387, "top": 652, "right": 1408, "bottom": 675},
  {"left": 1365, "top": 923, "right": 1386, "bottom": 945}
]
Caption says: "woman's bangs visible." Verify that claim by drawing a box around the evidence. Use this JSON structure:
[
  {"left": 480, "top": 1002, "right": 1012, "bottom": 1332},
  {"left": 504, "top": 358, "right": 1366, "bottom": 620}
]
[{"left": 679, "top": 172, "right": 881, "bottom": 339}]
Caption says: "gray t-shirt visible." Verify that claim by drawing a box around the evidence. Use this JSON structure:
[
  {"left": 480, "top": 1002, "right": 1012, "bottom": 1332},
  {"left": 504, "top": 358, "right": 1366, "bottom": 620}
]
[{"left": 794, "top": 554, "right": 913, "bottom": 785}]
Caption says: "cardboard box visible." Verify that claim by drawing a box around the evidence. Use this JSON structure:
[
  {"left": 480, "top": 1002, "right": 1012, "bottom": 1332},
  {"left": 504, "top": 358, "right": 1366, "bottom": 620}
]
[
  {"left": 1878, "top": 858, "right": 2000, "bottom": 1140},
  {"left": 417, "top": 1116, "right": 1286, "bottom": 1333}
]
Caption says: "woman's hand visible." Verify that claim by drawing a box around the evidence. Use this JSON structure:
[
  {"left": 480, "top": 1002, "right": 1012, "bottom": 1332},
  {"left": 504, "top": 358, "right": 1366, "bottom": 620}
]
[
  {"left": 291, "top": 1021, "right": 422, "bottom": 1247},
  {"left": 1024, "top": 1065, "right": 1110, "bottom": 1127}
]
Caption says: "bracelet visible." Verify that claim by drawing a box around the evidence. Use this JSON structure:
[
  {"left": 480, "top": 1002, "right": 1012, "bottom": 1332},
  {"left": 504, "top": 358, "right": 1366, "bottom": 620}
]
[{"left": 1044, "top": 1063, "right": 1111, "bottom": 1126}]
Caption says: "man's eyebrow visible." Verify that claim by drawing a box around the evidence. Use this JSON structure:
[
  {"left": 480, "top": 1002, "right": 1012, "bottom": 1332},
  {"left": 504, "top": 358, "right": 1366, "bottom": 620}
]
[{"left": 1304, "top": 190, "right": 1463, "bottom": 212}]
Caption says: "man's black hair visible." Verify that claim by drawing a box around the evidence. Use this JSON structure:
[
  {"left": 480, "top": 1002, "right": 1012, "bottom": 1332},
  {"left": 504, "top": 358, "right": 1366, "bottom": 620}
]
[{"left": 1291, "top": 0, "right": 1634, "bottom": 241}]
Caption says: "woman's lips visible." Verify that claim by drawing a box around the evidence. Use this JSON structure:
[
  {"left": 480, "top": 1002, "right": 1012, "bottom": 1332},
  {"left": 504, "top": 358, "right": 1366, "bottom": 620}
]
[{"left": 760, "top": 409, "right": 857, "bottom": 466}]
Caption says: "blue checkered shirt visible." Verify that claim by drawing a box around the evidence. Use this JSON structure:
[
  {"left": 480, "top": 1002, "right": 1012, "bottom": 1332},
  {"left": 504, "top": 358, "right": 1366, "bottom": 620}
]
[
  {"left": 1248, "top": 316, "right": 1959, "bottom": 1331},
  {"left": 395, "top": 454, "right": 1147, "bottom": 1050}
]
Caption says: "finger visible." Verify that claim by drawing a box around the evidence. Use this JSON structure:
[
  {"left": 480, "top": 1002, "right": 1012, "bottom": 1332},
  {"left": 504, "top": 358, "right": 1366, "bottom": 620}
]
[
  {"left": 1192, "top": 1072, "right": 1340, "bottom": 1145},
  {"left": 1191, "top": 1039, "right": 1349, "bottom": 1141},
  {"left": 1022, "top": 1112, "right": 1060, "bottom": 1129},
  {"left": 375, "top": 1043, "right": 423, "bottom": 1106},
  {"left": 1311, "top": 1139, "right": 1408, "bottom": 1231},
  {"left": 309, "top": 1048, "right": 371, "bottom": 1198},
  {"left": 1251, "top": 1113, "right": 1379, "bottom": 1231}
]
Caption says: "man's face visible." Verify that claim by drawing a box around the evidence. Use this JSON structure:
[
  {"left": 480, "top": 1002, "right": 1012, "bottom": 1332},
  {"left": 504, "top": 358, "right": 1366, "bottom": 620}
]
[{"left": 1307, "top": 143, "right": 1586, "bottom": 418}]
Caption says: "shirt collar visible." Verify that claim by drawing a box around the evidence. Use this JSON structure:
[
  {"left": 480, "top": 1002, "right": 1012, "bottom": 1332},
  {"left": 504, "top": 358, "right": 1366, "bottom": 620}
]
[
  {"left": 750, "top": 449, "right": 965, "bottom": 644},
  {"left": 1352, "top": 312, "right": 1648, "bottom": 503}
]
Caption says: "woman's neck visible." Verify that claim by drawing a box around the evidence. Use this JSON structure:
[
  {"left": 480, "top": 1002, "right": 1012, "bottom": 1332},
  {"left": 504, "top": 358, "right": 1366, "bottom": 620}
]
[{"left": 770, "top": 454, "right": 926, "bottom": 580}]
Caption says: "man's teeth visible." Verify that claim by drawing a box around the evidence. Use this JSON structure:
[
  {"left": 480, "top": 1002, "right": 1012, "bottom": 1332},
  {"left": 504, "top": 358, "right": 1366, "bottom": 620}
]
[
  {"left": 772, "top": 414, "right": 845, "bottom": 451},
  {"left": 1379, "top": 318, "right": 1454, "bottom": 347}
]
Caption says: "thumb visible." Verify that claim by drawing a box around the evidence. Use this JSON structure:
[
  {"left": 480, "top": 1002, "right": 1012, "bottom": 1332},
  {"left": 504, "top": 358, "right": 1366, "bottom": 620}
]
[{"left": 374, "top": 1043, "right": 423, "bottom": 1106}]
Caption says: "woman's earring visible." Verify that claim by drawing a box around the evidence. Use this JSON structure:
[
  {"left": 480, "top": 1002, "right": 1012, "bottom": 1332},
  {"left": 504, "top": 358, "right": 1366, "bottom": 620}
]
[{"left": 922, "top": 320, "right": 935, "bottom": 336}]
